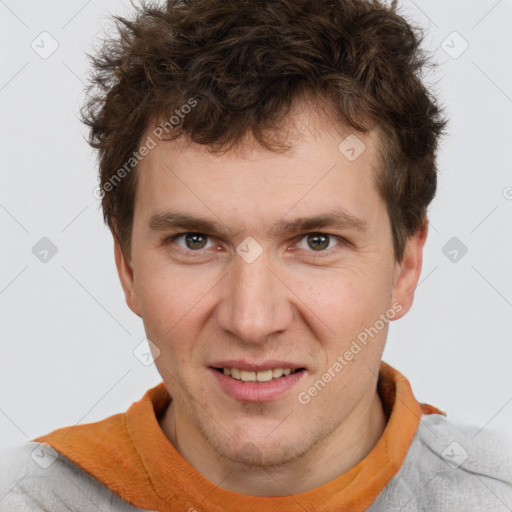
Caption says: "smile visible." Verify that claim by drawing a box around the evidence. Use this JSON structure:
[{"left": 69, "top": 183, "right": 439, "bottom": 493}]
[
  {"left": 210, "top": 366, "right": 307, "bottom": 402},
  {"left": 214, "top": 367, "right": 304, "bottom": 382}
]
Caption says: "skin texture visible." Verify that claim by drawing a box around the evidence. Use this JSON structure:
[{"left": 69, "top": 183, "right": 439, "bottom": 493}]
[{"left": 114, "top": 103, "right": 428, "bottom": 496}]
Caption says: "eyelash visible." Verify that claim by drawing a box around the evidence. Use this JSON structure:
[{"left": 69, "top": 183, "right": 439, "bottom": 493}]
[{"left": 162, "top": 232, "right": 347, "bottom": 259}]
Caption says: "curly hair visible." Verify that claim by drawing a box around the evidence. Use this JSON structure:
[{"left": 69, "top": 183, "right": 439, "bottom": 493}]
[{"left": 83, "top": 0, "right": 447, "bottom": 263}]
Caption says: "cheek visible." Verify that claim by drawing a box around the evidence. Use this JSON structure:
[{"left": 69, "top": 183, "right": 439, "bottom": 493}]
[
  {"left": 299, "top": 264, "right": 388, "bottom": 320},
  {"left": 135, "top": 261, "right": 202, "bottom": 315},
  {"left": 134, "top": 271, "right": 182, "bottom": 342},
  {"left": 295, "top": 270, "right": 392, "bottom": 374},
  {"left": 134, "top": 264, "right": 217, "bottom": 357}
]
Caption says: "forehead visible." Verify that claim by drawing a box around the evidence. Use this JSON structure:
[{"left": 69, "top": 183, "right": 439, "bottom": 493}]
[{"left": 134, "top": 108, "right": 385, "bottom": 235}]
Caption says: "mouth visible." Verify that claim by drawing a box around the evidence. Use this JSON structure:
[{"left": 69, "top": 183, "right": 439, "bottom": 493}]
[
  {"left": 211, "top": 366, "right": 306, "bottom": 382},
  {"left": 209, "top": 362, "right": 308, "bottom": 402}
]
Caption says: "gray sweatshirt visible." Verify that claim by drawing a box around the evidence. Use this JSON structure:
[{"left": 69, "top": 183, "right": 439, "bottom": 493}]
[{"left": 1, "top": 414, "right": 511, "bottom": 511}]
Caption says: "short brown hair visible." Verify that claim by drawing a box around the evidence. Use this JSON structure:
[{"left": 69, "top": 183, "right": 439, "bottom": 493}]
[{"left": 83, "top": 0, "right": 446, "bottom": 263}]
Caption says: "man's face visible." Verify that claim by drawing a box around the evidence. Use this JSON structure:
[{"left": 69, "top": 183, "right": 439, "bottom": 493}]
[{"left": 116, "top": 105, "right": 423, "bottom": 468}]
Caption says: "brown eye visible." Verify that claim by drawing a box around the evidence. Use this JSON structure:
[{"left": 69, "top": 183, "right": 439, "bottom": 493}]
[
  {"left": 306, "top": 233, "right": 330, "bottom": 251},
  {"left": 164, "top": 232, "right": 214, "bottom": 252},
  {"left": 294, "top": 233, "right": 344, "bottom": 258},
  {"left": 184, "top": 233, "right": 208, "bottom": 250}
]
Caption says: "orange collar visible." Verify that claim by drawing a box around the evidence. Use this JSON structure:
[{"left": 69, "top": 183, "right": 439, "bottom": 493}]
[{"left": 36, "top": 362, "right": 443, "bottom": 512}]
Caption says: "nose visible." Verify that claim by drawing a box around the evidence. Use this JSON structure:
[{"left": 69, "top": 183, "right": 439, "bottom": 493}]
[{"left": 215, "top": 249, "right": 294, "bottom": 345}]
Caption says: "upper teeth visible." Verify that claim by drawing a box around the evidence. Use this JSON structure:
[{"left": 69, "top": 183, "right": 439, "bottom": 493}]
[{"left": 223, "top": 368, "right": 296, "bottom": 382}]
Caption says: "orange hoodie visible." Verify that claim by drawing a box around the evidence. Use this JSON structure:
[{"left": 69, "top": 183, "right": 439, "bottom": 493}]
[{"left": 35, "top": 362, "right": 443, "bottom": 512}]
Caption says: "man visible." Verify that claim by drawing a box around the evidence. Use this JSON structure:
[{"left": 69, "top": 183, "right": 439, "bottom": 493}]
[{"left": 1, "top": 0, "right": 511, "bottom": 510}]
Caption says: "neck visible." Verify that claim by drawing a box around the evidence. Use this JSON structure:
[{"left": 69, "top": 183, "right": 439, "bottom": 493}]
[{"left": 160, "top": 389, "right": 387, "bottom": 496}]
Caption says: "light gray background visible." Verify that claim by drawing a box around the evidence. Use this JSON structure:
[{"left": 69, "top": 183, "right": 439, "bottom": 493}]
[{"left": 1, "top": 0, "right": 511, "bottom": 453}]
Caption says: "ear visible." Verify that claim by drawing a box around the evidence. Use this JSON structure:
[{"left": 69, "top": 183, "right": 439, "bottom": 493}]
[
  {"left": 390, "top": 220, "right": 429, "bottom": 321},
  {"left": 114, "top": 238, "right": 142, "bottom": 318}
]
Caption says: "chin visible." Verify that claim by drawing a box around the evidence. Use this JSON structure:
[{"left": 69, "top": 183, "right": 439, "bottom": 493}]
[
  {"left": 200, "top": 420, "right": 319, "bottom": 469},
  {"left": 222, "top": 440, "right": 309, "bottom": 469}
]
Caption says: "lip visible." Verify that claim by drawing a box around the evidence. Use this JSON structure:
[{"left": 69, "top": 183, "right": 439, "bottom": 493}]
[
  {"left": 209, "top": 360, "right": 306, "bottom": 372},
  {"left": 209, "top": 367, "right": 307, "bottom": 402}
]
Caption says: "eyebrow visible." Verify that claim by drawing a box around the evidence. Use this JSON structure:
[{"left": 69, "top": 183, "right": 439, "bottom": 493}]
[{"left": 147, "top": 209, "right": 368, "bottom": 237}]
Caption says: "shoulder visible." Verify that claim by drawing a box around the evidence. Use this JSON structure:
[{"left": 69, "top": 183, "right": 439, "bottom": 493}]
[
  {"left": 0, "top": 442, "right": 145, "bottom": 512},
  {"left": 370, "top": 414, "right": 512, "bottom": 511}
]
